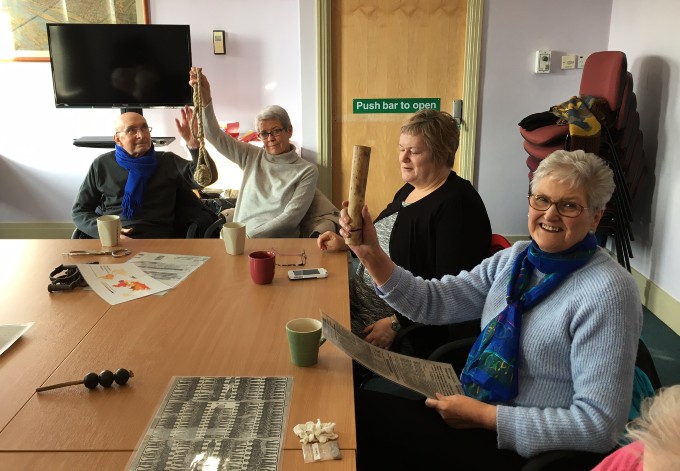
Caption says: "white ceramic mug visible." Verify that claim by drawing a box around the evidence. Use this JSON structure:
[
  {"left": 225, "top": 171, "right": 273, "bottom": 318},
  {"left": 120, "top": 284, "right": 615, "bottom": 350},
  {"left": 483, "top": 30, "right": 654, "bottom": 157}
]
[
  {"left": 97, "top": 215, "right": 121, "bottom": 247},
  {"left": 221, "top": 222, "right": 246, "bottom": 255}
]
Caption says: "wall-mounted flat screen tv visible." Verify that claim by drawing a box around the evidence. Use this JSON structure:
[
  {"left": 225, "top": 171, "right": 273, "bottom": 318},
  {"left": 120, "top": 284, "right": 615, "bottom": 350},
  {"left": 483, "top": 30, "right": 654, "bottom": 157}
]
[{"left": 47, "top": 24, "right": 192, "bottom": 110}]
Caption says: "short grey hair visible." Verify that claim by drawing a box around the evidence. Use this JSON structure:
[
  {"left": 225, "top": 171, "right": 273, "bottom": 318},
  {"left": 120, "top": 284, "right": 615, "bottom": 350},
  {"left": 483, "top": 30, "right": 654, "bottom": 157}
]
[
  {"left": 255, "top": 105, "right": 291, "bottom": 131},
  {"left": 530, "top": 149, "right": 615, "bottom": 212}
]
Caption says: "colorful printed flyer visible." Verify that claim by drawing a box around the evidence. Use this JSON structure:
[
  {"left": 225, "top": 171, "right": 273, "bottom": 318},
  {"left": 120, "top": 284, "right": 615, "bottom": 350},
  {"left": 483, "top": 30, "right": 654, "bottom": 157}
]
[{"left": 76, "top": 263, "right": 171, "bottom": 305}]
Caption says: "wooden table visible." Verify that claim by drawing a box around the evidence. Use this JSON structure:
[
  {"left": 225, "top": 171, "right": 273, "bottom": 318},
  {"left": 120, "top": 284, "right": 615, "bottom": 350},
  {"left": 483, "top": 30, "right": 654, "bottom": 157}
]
[
  {"left": 0, "top": 240, "right": 110, "bottom": 432},
  {"left": 0, "top": 451, "right": 356, "bottom": 470},
  {"left": 0, "top": 238, "right": 355, "bottom": 470}
]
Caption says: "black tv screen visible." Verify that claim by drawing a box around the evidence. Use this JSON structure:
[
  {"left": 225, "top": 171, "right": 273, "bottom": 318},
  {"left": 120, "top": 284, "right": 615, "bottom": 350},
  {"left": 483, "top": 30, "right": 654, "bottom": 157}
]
[{"left": 47, "top": 24, "right": 192, "bottom": 109}]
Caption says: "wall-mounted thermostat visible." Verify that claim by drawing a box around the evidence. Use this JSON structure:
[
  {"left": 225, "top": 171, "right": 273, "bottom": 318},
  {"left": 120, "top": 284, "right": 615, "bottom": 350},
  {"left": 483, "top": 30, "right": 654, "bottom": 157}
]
[
  {"left": 535, "top": 50, "right": 551, "bottom": 74},
  {"left": 577, "top": 55, "right": 587, "bottom": 69}
]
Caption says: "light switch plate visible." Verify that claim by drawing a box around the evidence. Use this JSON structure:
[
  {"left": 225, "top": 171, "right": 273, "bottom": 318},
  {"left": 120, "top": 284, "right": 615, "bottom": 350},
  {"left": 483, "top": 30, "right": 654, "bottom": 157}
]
[
  {"left": 213, "top": 30, "right": 226, "bottom": 55},
  {"left": 535, "top": 50, "right": 551, "bottom": 74}
]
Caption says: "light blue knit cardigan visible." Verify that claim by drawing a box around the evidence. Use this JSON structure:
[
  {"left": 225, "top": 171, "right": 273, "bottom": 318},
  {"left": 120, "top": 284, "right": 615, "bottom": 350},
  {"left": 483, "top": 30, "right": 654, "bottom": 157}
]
[{"left": 378, "top": 241, "right": 642, "bottom": 457}]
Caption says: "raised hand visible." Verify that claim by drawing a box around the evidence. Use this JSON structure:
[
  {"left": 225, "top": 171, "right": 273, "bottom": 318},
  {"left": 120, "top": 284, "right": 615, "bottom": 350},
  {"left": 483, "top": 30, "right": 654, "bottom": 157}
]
[
  {"left": 338, "top": 202, "right": 379, "bottom": 257},
  {"left": 189, "top": 66, "right": 212, "bottom": 105},
  {"left": 338, "top": 203, "right": 395, "bottom": 285},
  {"left": 174, "top": 105, "right": 198, "bottom": 148}
]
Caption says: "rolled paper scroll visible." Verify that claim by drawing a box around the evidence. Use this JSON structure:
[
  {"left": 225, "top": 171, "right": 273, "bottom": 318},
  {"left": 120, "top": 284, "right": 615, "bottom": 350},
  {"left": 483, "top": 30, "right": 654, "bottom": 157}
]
[{"left": 345, "top": 145, "right": 371, "bottom": 245}]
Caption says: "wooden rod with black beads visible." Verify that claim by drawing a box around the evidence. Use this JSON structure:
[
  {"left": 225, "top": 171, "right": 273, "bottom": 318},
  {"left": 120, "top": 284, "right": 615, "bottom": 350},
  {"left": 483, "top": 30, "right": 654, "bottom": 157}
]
[{"left": 36, "top": 380, "right": 83, "bottom": 392}]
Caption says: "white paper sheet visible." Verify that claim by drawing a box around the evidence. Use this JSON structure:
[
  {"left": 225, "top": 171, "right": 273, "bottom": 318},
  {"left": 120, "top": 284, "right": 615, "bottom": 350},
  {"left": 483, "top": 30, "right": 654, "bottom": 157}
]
[
  {"left": 321, "top": 311, "right": 463, "bottom": 398},
  {"left": 130, "top": 252, "right": 210, "bottom": 288},
  {"left": 76, "top": 263, "right": 171, "bottom": 305},
  {"left": 0, "top": 323, "right": 34, "bottom": 356}
]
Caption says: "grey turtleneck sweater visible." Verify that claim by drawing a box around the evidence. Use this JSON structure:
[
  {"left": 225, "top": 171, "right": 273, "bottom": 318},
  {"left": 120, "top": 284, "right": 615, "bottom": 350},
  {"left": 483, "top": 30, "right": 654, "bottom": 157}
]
[{"left": 202, "top": 103, "right": 318, "bottom": 238}]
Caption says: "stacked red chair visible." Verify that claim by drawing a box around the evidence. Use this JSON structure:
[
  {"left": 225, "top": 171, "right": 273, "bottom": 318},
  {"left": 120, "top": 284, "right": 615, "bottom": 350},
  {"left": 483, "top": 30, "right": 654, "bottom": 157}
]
[{"left": 519, "top": 51, "right": 649, "bottom": 271}]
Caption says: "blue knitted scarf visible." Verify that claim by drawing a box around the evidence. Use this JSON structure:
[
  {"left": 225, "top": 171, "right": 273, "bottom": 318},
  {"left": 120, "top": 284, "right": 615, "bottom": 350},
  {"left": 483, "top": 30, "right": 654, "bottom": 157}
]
[
  {"left": 115, "top": 144, "right": 158, "bottom": 219},
  {"left": 460, "top": 233, "right": 598, "bottom": 402}
]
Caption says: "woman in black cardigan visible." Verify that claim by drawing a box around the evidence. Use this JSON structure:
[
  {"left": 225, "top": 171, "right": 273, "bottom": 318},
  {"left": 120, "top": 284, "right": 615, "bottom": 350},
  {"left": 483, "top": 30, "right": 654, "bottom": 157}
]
[{"left": 318, "top": 109, "right": 491, "bottom": 353}]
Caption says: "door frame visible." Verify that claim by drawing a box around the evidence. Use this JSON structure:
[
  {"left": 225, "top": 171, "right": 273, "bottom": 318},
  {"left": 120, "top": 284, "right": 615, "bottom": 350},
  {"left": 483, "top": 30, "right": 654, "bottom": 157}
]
[{"left": 316, "top": 0, "right": 484, "bottom": 196}]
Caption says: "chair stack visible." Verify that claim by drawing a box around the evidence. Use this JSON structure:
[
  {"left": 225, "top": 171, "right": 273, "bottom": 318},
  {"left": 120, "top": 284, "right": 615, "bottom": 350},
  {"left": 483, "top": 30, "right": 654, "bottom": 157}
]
[{"left": 519, "top": 51, "right": 648, "bottom": 271}]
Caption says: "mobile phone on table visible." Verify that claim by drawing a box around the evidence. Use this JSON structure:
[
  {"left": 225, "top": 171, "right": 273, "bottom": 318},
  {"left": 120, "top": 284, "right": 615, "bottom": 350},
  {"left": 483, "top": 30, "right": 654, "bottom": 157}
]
[{"left": 288, "top": 268, "right": 328, "bottom": 280}]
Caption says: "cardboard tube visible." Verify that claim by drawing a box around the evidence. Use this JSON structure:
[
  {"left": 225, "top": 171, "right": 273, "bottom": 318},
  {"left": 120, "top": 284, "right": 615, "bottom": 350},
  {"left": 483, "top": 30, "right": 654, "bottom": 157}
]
[{"left": 345, "top": 145, "right": 371, "bottom": 245}]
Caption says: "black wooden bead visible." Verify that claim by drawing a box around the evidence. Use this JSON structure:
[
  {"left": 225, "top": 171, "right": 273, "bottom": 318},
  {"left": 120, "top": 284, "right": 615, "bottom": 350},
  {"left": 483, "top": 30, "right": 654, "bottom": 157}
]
[
  {"left": 114, "top": 368, "right": 131, "bottom": 385},
  {"left": 83, "top": 372, "right": 100, "bottom": 389},
  {"left": 99, "top": 370, "right": 115, "bottom": 388}
]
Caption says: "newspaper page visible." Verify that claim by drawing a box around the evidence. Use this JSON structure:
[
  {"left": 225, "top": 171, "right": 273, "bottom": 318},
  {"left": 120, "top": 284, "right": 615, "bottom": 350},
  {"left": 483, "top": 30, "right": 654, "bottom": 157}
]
[
  {"left": 128, "top": 376, "right": 293, "bottom": 471},
  {"left": 76, "top": 263, "right": 171, "bottom": 305},
  {"left": 0, "top": 323, "right": 33, "bottom": 356},
  {"left": 321, "top": 311, "right": 463, "bottom": 398},
  {"left": 130, "top": 252, "right": 210, "bottom": 288}
]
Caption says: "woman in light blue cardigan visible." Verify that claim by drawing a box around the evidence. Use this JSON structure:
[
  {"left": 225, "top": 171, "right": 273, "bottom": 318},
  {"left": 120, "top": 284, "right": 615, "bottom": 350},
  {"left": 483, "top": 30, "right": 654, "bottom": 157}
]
[{"left": 342, "top": 150, "right": 642, "bottom": 470}]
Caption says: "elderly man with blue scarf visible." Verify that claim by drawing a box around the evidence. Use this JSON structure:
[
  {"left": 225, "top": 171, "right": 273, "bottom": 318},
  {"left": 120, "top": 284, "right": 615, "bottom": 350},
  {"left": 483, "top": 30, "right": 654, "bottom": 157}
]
[{"left": 72, "top": 107, "right": 217, "bottom": 239}]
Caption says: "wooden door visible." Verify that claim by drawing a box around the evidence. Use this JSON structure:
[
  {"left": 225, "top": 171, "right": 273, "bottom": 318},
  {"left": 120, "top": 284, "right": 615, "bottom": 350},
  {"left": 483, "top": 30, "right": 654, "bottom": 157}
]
[{"left": 331, "top": 0, "right": 468, "bottom": 213}]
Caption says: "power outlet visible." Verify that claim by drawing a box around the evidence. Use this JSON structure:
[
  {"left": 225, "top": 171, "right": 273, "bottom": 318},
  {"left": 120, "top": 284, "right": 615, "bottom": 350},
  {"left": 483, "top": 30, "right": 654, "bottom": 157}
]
[
  {"left": 577, "top": 55, "right": 586, "bottom": 69},
  {"left": 535, "top": 50, "right": 551, "bottom": 74}
]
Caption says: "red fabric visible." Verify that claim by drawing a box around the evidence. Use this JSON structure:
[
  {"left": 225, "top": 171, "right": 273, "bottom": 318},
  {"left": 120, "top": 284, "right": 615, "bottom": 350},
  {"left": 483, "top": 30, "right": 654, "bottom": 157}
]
[
  {"left": 489, "top": 234, "right": 511, "bottom": 256},
  {"left": 592, "top": 441, "right": 644, "bottom": 471},
  {"left": 223, "top": 121, "right": 240, "bottom": 138},
  {"left": 520, "top": 123, "right": 568, "bottom": 146},
  {"left": 239, "top": 130, "right": 259, "bottom": 143},
  {"left": 523, "top": 139, "right": 564, "bottom": 160},
  {"left": 579, "top": 51, "right": 627, "bottom": 113},
  {"left": 525, "top": 155, "right": 541, "bottom": 172}
]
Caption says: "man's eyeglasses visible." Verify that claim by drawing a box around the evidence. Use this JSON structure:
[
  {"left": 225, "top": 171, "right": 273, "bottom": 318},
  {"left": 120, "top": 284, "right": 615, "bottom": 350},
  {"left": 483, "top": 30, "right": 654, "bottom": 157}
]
[
  {"left": 528, "top": 194, "right": 588, "bottom": 218},
  {"left": 117, "top": 125, "right": 152, "bottom": 136},
  {"left": 257, "top": 128, "right": 285, "bottom": 140},
  {"left": 271, "top": 249, "right": 306, "bottom": 266}
]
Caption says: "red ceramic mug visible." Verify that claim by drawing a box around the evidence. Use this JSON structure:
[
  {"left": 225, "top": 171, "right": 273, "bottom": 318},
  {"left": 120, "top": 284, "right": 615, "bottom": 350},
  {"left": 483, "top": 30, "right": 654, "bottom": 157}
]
[{"left": 249, "top": 251, "right": 276, "bottom": 284}]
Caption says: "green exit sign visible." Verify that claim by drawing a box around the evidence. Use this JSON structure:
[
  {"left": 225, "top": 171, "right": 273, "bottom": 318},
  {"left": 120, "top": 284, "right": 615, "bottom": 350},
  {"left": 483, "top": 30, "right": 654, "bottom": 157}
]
[{"left": 353, "top": 98, "right": 440, "bottom": 114}]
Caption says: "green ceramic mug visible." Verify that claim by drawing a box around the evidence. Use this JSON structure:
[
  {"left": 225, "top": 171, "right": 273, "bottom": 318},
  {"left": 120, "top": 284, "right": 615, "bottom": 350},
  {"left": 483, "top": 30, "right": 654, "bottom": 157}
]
[{"left": 286, "top": 318, "right": 327, "bottom": 367}]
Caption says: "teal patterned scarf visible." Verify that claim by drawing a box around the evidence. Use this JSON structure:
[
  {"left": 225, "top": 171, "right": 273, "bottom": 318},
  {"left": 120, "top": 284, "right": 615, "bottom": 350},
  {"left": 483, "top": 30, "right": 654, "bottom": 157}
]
[{"left": 460, "top": 233, "right": 598, "bottom": 402}]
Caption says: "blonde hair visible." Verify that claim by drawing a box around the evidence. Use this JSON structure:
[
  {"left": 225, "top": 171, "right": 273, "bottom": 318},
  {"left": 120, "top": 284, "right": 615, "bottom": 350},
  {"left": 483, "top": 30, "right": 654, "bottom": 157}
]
[
  {"left": 626, "top": 385, "right": 680, "bottom": 464},
  {"left": 400, "top": 109, "right": 459, "bottom": 168}
]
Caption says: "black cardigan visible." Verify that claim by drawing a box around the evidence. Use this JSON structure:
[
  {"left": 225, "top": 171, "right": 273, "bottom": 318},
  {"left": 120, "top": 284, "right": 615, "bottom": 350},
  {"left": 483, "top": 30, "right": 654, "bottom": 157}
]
[{"left": 375, "top": 171, "right": 491, "bottom": 326}]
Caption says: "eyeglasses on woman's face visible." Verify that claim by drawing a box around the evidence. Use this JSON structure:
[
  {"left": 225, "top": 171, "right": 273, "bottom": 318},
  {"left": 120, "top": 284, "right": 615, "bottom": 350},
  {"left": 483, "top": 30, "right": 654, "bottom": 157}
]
[
  {"left": 257, "top": 127, "right": 285, "bottom": 140},
  {"left": 528, "top": 194, "right": 588, "bottom": 218}
]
